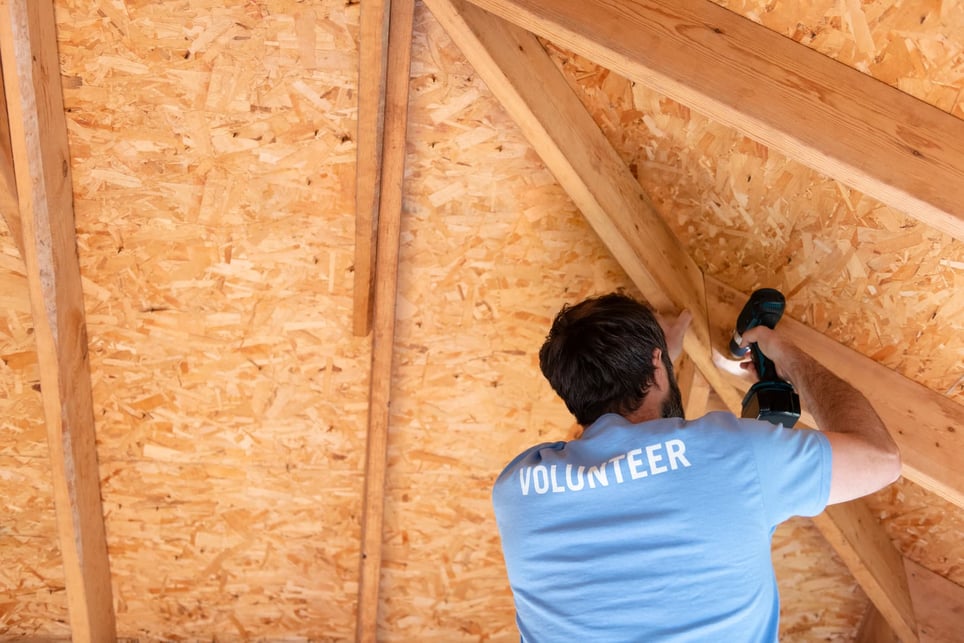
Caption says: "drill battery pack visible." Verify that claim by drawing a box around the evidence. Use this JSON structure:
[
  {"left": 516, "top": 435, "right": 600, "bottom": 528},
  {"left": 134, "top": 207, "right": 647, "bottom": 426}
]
[{"left": 741, "top": 381, "right": 801, "bottom": 427}]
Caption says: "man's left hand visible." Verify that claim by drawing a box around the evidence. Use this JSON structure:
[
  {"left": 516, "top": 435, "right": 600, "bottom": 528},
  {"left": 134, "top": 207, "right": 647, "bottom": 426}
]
[{"left": 656, "top": 309, "right": 692, "bottom": 363}]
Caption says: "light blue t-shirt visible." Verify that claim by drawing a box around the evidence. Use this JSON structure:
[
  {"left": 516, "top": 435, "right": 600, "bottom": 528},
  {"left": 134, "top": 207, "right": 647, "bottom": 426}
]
[{"left": 492, "top": 411, "right": 832, "bottom": 642}]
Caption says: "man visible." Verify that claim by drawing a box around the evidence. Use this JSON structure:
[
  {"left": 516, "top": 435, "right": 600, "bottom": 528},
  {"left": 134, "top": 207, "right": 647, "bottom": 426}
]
[{"left": 492, "top": 293, "right": 900, "bottom": 641}]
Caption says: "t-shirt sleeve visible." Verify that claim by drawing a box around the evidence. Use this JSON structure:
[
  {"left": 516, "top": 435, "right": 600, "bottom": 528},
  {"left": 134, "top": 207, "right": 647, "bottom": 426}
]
[{"left": 744, "top": 419, "right": 832, "bottom": 526}]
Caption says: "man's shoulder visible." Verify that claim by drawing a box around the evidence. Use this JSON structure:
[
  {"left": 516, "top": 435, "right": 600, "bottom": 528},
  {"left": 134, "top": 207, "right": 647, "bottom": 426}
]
[
  {"left": 688, "top": 410, "right": 791, "bottom": 437},
  {"left": 687, "top": 410, "right": 753, "bottom": 428},
  {"left": 493, "top": 440, "right": 566, "bottom": 487}
]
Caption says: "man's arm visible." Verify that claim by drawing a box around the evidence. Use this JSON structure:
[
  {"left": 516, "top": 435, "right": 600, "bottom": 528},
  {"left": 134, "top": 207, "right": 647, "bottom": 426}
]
[{"left": 741, "top": 326, "right": 901, "bottom": 505}]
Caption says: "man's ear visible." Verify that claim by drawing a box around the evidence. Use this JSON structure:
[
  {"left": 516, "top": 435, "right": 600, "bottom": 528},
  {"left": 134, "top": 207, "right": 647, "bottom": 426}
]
[{"left": 652, "top": 348, "right": 665, "bottom": 388}]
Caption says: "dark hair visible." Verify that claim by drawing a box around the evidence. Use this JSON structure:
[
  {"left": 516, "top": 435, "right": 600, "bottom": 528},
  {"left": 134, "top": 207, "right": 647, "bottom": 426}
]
[{"left": 539, "top": 293, "right": 671, "bottom": 426}]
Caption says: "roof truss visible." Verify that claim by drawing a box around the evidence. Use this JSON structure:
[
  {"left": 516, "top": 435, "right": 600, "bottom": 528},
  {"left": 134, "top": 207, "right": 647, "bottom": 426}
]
[{"left": 421, "top": 0, "right": 964, "bottom": 512}]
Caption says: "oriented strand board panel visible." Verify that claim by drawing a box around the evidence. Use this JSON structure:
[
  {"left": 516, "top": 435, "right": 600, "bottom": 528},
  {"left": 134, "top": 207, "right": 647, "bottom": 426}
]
[
  {"left": 8, "top": 0, "right": 372, "bottom": 638},
  {"left": 0, "top": 244, "right": 44, "bottom": 456},
  {"left": 773, "top": 517, "right": 866, "bottom": 641},
  {"left": 0, "top": 534, "right": 70, "bottom": 639},
  {"left": 100, "top": 462, "right": 359, "bottom": 638},
  {"left": 0, "top": 1, "right": 958, "bottom": 641},
  {"left": 0, "top": 232, "right": 43, "bottom": 458},
  {"left": 866, "top": 480, "right": 964, "bottom": 587},
  {"left": 0, "top": 453, "right": 67, "bottom": 638},
  {"left": 381, "top": 8, "right": 626, "bottom": 638}
]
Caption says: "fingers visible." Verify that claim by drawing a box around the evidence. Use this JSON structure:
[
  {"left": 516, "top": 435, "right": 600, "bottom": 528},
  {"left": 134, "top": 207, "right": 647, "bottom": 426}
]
[
  {"left": 738, "top": 326, "right": 804, "bottom": 384},
  {"left": 661, "top": 309, "right": 692, "bottom": 363},
  {"left": 739, "top": 325, "right": 772, "bottom": 348}
]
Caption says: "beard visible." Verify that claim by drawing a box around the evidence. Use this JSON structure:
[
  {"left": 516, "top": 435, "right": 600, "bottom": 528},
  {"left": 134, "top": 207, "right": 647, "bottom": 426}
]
[
  {"left": 660, "top": 377, "right": 685, "bottom": 419},
  {"left": 660, "top": 354, "right": 686, "bottom": 419}
]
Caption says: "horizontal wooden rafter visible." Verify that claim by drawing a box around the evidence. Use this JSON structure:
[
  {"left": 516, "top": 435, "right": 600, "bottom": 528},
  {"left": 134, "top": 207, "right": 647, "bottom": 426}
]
[{"left": 462, "top": 0, "right": 964, "bottom": 241}]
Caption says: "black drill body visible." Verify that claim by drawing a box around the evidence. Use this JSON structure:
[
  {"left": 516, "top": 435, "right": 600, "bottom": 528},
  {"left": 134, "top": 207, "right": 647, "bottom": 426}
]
[{"left": 730, "top": 288, "right": 801, "bottom": 427}]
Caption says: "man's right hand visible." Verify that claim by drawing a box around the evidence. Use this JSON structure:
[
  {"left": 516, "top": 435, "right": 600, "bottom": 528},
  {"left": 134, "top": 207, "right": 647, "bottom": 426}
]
[
  {"left": 738, "top": 325, "right": 802, "bottom": 384},
  {"left": 738, "top": 325, "right": 901, "bottom": 505}
]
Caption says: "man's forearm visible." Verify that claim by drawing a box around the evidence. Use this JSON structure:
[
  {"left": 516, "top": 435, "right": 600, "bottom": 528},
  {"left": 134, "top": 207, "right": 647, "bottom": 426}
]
[{"left": 782, "top": 349, "right": 897, "bottom": 458}]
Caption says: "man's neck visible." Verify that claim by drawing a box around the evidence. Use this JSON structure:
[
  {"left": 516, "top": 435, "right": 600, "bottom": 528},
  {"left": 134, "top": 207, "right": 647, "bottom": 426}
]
[{"left": 624, "top": 397, "right": 663, "bottom": 424}]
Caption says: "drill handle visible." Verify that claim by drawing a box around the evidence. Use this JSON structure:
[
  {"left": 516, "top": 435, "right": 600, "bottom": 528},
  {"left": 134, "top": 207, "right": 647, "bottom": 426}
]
[{"left": 749, "top": 343, "right": 781, "bottom": 383}]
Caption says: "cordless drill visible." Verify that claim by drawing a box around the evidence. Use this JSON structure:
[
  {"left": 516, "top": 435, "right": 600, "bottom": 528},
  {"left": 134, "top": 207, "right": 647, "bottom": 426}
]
[{"left": 729, "top": 288, "right": 800, "bottom": 427}]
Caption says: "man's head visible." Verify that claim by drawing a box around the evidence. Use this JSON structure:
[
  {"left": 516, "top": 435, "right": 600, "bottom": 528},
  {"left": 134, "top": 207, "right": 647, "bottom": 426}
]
[{"left": 539, "top": 293, "right": 684, "bottom": 426}]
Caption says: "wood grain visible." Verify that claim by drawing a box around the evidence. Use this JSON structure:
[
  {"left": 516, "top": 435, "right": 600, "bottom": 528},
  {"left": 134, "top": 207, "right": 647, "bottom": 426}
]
[
  {"left": 353, "top": 0, "right": 391, "bottom": 336},
  {"left": 0, "top": 54, "right": 23, "bottom": 258},
  {"left": 356, "top": 0, "right": 416, "bottom": 639}
]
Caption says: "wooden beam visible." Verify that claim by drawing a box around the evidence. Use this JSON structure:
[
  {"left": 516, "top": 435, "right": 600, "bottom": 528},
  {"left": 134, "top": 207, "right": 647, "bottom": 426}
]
[
  {"left": 0, "top": 0, "right": 116, "bottom": 640},
  {"left": 705, "top": 276, "right": 964, "bottom": 510},
  {"left": 461, "top": 0, "right": 964, "bottom": 241},
  {"left": 812, "top": 502, "right": 919, "bottom": 642},
  {"left": 905, "top": 558, "right": 964, "bottom": 642},
  {"left": 355, "top": 0, "right": 415, "bottom": 639},
  {"left": 422, "top": 0, "right": 746, "bottom": 414},
  {"left": 352, "top": 0, "right": 392, "bottom": 337},
  {"left": 0, "top": 53, "right": 23, "bottom": 257}
]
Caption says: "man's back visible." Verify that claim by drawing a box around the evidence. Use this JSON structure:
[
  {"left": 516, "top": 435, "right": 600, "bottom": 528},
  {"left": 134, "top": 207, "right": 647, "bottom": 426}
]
[{"left": 492, "top": 411, "right": 831, "bottom": 642}]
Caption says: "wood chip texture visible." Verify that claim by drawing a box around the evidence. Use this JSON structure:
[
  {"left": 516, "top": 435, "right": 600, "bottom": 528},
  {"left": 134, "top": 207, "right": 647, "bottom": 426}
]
[{"left": 0, "top": 0, "right": 960, "bottom": 640}]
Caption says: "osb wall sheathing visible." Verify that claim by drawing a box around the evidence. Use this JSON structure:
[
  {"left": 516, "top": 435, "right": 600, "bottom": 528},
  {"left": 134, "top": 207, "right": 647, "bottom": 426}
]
[
  {"left": 0, "top": 0, "right": 960, "bottom": 642},
  {"left": 4, "top": 0, "right": 366, "bottom": 638}
]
